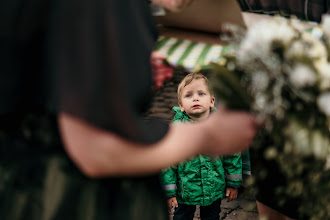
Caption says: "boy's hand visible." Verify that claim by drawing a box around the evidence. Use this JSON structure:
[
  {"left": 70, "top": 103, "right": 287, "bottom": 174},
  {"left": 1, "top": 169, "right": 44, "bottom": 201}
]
[
  {"left": 226, "top": 188, "right": 238, "bottom": 202},
  {"left": 167, "top": 197, "right": 178, "bottom": 214}
]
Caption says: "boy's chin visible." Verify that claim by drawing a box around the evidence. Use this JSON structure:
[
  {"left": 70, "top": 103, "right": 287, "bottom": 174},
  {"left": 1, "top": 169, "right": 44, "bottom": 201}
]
[{"left": 188, "top": 110, "right": 207, "bottom": 116}]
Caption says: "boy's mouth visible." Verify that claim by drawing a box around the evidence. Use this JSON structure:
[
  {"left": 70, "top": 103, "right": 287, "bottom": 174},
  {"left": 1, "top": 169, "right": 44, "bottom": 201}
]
[{"left": 192, "top": 105, "right": 201, "bottom": 108}]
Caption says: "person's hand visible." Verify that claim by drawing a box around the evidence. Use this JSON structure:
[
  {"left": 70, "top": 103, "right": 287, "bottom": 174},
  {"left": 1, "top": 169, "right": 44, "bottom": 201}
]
[
  {"left": 201, "top": 106, "right": 258, "bottom": 155},
  {"left": 151, "top": 0, "right": 194, "bottom": 12},
  {"left": 167, "top": 197, "right": 178, "bottom": 214},
  {"left": 151, "top": 51, "right": 174, "bottom": 90},
  {"left": 226, "top": 188, "right": 238, "bottom": 202}
]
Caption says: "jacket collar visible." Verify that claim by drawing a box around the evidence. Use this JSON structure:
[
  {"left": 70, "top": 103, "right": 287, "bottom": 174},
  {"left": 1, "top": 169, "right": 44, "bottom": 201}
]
[{"left": 172, "top": 106, "right": 216, "bottom": 123}]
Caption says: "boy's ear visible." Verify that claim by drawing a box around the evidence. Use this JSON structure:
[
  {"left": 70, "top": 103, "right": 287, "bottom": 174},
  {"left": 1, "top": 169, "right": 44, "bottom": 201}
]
[
  {"left": 179, "top": 102, "right": 185, "bottom": 112},
  {"left": 210, "top": 97, "right": 215, "bottom": 108}
]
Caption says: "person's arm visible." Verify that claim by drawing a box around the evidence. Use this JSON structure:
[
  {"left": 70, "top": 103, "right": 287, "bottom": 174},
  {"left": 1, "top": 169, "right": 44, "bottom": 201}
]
[
  {"left": 58, "top": 107, "right": 256, "bottom": 177},
  {"left": 150, "top": 0, "right": 194, "bottom": 12}
]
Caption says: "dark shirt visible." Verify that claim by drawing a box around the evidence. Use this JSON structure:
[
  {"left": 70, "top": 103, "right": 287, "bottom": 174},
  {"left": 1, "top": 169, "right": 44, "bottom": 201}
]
[
  {"left": 0, "top": 0, "right": 167, "bottom": 143},
  {"left": 237, "top": 0, "right": 330, "bottom": 22}
]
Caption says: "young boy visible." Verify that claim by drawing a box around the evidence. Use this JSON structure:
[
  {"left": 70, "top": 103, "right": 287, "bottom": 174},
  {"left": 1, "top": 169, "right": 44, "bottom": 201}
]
[{"left": 161, "top": 73, "right": 242, "bottom": 220}]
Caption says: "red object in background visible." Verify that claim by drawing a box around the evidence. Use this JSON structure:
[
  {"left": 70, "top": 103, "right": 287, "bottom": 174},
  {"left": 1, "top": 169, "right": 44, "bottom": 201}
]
[{"left": 151, "top": 51, "right": 174, "bottom": 90}]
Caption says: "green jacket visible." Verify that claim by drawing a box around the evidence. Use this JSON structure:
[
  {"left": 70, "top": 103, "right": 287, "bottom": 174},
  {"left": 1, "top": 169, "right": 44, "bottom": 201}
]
[{"left": 161, "top": 107, "right": 242, "bottom": 206}]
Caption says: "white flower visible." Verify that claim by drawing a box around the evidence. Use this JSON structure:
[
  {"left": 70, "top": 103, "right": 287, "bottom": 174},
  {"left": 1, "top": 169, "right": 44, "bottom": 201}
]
[
  {"left": 325, "top": 153, "right": 330, "bottom": 170},
  {"left": 237, "top": 18, "right": 297, "bottom": 69},
  {"left": 251, "top": 71, "right": 269, "bottom": 91},
  {"left": 302, "top": 32, "right": 327, "bottom": 59},
  {"left": 270, "top": 18, "right": 297, "bottom": 44},
  {"left": 309, "top": 27, "right": 324, "bottom": 40},
  {"left": 286, "top": 32, "right": 327, "bottom": 61},
  {"left": 253, "top": 93, "right": 267, "bottom": 111},
  {"left": 315, "top": 60, "right": 330, "bottom": 90},
  {"left": 285, "top": 119, "right": 329, "bottom": 158},
  {"left": 289, "top": 64, "right": 317, "bottom": 88},
  {"left": 285, "top": 40, "right": 305, "bottom": 60},
  {"left": 264, "top": 147, "right": 278, "bottom": 159},
  {"left": 290, "top": 18, "right": 307, "bottom": 33},
  {"left": 310, "top": 130, "right": 329, "bottom": 159},
  {"left": 317, "top": 92, "right": 330, "bottom": 116},
  {"left": 321, "top": 15, "right": 330, "bottom": 38},
  {"left": 284, "top": 119, "right": 311, "bottom": 155}
]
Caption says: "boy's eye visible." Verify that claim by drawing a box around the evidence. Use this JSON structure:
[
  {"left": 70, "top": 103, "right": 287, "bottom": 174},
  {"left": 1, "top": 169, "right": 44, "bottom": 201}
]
[
  {"left": 199, "top": 93, "right": 205, "bottom": 96},
  {"left": 185, "top": 94, "right": 191, "bottom": 98}
]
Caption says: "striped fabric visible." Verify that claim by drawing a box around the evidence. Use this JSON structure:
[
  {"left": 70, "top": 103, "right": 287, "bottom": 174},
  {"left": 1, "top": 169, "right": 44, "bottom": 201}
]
[
  {"left": 155, "top": 26, "right": 323, "bottom": 73},
  {"left": 155, "top": 36, "right": 228, "bottom": 72},
  {"left": 225, "top": 173, "right": 243, "bottom": 180}
]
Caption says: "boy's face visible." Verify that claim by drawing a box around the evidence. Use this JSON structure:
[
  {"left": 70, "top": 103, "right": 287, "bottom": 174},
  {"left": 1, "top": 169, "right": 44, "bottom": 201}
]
[{"left": 179, "top": 79, "right": 215, "bottom": 119}]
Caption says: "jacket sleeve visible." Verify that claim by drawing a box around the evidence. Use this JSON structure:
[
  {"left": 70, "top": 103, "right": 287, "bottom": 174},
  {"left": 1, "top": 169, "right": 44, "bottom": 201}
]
[
  {"left": 160, "top": 166, "right": 178, "bottom": 198},
  {"left": 223, "top": 153, "right": 242, "bottom": 188}
]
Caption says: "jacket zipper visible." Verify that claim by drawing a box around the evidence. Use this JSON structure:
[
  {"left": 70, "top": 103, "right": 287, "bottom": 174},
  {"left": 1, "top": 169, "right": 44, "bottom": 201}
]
[{"left": 182, "top": 177, "right": 184, "bottom": 198}]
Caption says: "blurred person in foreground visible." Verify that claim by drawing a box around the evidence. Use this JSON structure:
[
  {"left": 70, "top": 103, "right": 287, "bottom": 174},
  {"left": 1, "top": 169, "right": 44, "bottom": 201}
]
[{"left": 0, "top": 0, "right": 257, "bottom": 219}]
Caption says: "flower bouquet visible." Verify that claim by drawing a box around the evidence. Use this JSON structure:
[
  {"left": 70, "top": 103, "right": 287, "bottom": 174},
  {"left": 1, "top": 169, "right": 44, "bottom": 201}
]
[{"left": 210, "top": 16, "right": 330, "bottom": 219}]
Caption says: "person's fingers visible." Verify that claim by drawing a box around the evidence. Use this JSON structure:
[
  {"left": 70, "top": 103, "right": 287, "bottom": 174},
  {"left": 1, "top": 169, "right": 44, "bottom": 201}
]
[
  {"left": 226, "top": 188, "right": 230, "bottom": 197},
  {"left": 173, "top": 197, "right": 178, "bottom": 208},
  {"left": 167, "top": 197, "right": 178, "bottom": 214},
  {"left": 167, "top": 199, "right": 173, "bottom": 213},
  {"left": 228, "top": 189, "right": 238, "bottom": 202},
  {"left": 228, "top": 192, "right": 235, "bottom": 202},
  {"left": 227, "top": 189, "right": 232, "bottom": 202}
]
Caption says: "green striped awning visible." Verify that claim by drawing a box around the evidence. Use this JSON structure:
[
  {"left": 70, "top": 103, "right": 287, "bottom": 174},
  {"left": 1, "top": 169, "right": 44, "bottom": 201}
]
[{"left": 155, "top": 36, "right": 229, "bottom": 72}]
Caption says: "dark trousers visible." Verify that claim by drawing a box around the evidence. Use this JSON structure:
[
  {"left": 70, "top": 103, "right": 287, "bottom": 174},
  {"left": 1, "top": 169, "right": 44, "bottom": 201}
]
[{"left": 173, "top": 198, "right": 221, "bottom": 220}]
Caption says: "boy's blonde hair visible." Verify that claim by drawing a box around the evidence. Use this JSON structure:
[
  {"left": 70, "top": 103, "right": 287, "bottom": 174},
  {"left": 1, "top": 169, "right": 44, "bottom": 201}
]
[{"left": 177, "top": 73, "right": 214, "bottom": 105}]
